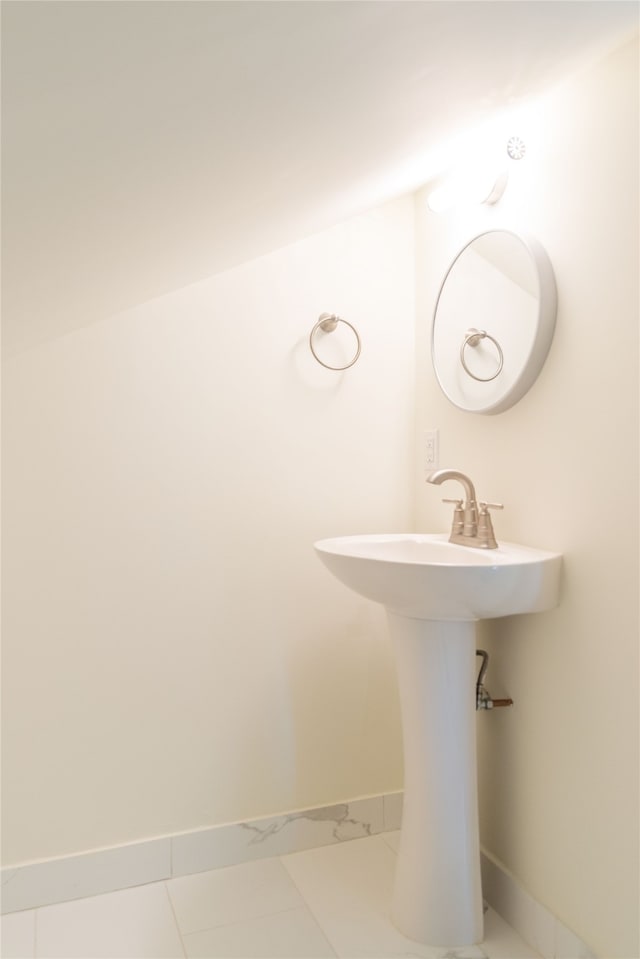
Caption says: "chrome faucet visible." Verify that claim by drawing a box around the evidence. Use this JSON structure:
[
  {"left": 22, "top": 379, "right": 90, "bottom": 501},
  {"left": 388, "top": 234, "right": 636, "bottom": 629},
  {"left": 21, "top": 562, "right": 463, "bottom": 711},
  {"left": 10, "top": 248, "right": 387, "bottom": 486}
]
[{"left": 426, "top": 468, "right": 503, "bottom": 549}]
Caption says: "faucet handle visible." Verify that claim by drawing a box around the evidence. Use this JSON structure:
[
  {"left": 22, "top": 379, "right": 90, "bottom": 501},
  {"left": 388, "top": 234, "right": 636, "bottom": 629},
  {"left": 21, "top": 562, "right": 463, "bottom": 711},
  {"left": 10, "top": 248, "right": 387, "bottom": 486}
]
[
  {"left": 442, "top": 498, "right": 463, "bottom": 505},
  {"left": 478, "top": 501, "right": 503, "bottom": 512}
]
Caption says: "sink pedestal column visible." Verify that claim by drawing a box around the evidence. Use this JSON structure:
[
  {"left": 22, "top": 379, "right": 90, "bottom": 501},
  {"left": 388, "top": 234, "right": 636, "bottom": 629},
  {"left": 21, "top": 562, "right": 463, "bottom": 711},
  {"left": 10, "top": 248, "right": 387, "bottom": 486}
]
[{"left": 388, "top": 613, "right": 483, "bottom": 947}]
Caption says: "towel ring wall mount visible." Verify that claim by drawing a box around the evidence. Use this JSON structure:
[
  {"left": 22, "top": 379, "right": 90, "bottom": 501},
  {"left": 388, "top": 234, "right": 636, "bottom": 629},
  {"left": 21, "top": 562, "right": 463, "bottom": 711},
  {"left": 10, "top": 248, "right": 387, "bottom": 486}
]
[
  {"left": 310, "top": 313, "right": 361, "bottom": 371},
  {"left": 460, "top": 328, "right": 504, "bottom": 382}
]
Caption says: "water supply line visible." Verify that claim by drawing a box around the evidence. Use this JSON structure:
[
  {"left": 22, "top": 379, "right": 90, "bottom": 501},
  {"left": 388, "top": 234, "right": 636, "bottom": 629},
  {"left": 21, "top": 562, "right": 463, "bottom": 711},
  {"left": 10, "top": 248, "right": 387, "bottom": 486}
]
[{"left": 476, "top": 649, "right": 513, "bottom": 710}]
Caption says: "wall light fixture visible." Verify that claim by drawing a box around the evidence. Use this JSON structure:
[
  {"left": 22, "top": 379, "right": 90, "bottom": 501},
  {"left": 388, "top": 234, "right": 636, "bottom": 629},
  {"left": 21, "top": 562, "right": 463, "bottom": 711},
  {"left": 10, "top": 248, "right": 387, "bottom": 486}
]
[
  {"left": 426, "top": 166, "right": 508, "bottom": 213},
  {"left": 426, "top": 137, "right": 525, "bottom": 213}
]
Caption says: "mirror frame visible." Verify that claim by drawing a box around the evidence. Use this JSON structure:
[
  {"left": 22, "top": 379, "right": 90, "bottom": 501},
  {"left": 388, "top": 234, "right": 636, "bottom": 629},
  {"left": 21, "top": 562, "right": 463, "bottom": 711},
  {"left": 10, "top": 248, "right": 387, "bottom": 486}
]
[{"left": 431, "top": 230, "right": 557, "bottom": 415}]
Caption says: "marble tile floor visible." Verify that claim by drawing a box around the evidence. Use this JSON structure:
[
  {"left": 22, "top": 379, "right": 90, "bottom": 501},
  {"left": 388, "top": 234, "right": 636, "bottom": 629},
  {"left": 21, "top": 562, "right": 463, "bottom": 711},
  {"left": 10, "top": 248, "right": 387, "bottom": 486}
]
[{"left": 1, "top": 832, "right": 541, "bottom": 959}]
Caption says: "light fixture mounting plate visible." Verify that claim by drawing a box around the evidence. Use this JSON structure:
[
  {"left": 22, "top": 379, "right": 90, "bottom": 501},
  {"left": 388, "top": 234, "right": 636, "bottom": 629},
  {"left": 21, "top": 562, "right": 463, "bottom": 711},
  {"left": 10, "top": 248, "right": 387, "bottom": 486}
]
[{"left": 506, "top": 136, "right": 526, "bottom": 160}]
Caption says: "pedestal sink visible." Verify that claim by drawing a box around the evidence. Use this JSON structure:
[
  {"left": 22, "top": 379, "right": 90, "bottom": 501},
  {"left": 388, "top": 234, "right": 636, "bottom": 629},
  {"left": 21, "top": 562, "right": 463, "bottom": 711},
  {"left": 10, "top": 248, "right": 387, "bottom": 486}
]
[{"left": 314, "top": 532, "right": 561, "bottom": 947}]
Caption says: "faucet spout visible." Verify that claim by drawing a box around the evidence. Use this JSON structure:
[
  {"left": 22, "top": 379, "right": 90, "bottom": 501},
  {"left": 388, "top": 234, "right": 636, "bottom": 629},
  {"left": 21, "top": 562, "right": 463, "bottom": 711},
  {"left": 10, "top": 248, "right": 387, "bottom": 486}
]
[
  {"left": 426, "top": 468, "right": 477, "bottom": 506},
  {"left": 426, "top": 468, "right": 502, "bottom": 548}
]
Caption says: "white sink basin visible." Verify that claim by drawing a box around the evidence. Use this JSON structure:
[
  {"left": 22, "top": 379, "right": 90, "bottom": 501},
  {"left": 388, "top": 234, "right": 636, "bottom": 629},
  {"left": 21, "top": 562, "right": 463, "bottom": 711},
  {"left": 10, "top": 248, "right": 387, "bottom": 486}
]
[
  {"left": 314, "top": 531, "right": 562, "bottom": 947},
  {"left": 314, "top": 532, "right": 561, "bottom": 621}
]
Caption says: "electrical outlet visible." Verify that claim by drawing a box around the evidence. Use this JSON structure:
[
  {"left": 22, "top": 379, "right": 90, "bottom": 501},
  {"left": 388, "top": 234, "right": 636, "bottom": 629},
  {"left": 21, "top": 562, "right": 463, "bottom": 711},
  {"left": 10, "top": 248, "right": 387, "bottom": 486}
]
[{"left": 424, "top": 429, "right": 439, "bottom": 471}]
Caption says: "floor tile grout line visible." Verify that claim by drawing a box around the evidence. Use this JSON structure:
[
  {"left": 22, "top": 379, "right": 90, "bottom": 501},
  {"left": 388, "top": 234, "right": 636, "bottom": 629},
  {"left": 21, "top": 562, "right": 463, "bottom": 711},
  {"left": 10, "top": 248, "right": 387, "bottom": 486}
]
[
  {"left": 33, "top": 905, "right": 39, "bottom": 959},
  {"left": 16, "top": 838, "right": 544, "bottom": 959},
  {"left": 173, "top": 902, "right": 312, "bottom": 941},
  {"left": 379, "top": 833, "right": 400, "bottom": 856},
  {"left": 280, "top": 836, "right": 412, "bottom": 958},
  {"left": 277, "top": 854, "right": 340, "bottom": 958},
  {"left": 162, "top": 881, "right": 188, "bottom": 959}
]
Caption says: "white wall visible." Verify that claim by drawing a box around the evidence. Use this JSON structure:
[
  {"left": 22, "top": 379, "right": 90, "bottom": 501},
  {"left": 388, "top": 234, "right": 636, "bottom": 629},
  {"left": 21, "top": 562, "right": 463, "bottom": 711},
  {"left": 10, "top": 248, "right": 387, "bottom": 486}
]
[
  {"left": 415, "top": 38, "right": 638, "bottom": 959},
  {"left": 3, "top": 33, "right": 638, "bottom": 959},
  {"left": 2, "top": 198, "right": 413, "bottom": 864}
]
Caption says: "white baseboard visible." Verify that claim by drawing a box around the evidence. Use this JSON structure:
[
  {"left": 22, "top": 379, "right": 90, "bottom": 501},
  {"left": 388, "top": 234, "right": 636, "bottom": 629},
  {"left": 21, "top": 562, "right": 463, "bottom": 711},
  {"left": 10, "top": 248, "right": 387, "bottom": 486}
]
[
  {"left": 480, "top": 848, "right": 596, "bottom": 958},
  {"left": 1, "top": 792, "right": 403, "bottom": 915},
  {"left": 0, "top": 792, "right": 595, "bottom": 959}
]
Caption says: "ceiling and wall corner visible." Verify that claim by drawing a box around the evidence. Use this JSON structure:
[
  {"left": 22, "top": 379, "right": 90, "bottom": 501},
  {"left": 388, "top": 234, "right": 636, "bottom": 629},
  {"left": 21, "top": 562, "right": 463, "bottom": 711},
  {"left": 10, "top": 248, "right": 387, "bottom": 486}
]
[{"left": 2, "top": 0, "right": 638, "bottom": 356}]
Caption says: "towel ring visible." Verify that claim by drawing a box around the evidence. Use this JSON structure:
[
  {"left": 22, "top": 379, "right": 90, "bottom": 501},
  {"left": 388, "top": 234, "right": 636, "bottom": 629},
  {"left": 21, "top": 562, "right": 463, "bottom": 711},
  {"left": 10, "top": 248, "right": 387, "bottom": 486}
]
[
  {"left": 310, "top": 313, "right": 361, "bottom": 371},
  {"left": 460, "top": 328, "right": 504, "bottom": 382}
]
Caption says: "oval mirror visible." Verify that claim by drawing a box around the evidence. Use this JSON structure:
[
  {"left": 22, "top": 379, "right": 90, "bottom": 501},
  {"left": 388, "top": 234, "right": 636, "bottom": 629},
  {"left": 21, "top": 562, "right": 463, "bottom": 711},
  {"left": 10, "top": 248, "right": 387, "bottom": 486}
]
[{"left": 431, "top": 230, "right": 557, "bottom": 414}]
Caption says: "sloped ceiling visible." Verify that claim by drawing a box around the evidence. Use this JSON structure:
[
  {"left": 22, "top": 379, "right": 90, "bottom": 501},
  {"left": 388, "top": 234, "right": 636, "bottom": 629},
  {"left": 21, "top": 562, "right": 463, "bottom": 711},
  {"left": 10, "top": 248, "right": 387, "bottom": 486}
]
[{"left": 2, "top": 0, "right": 638, "bottom": 355}]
